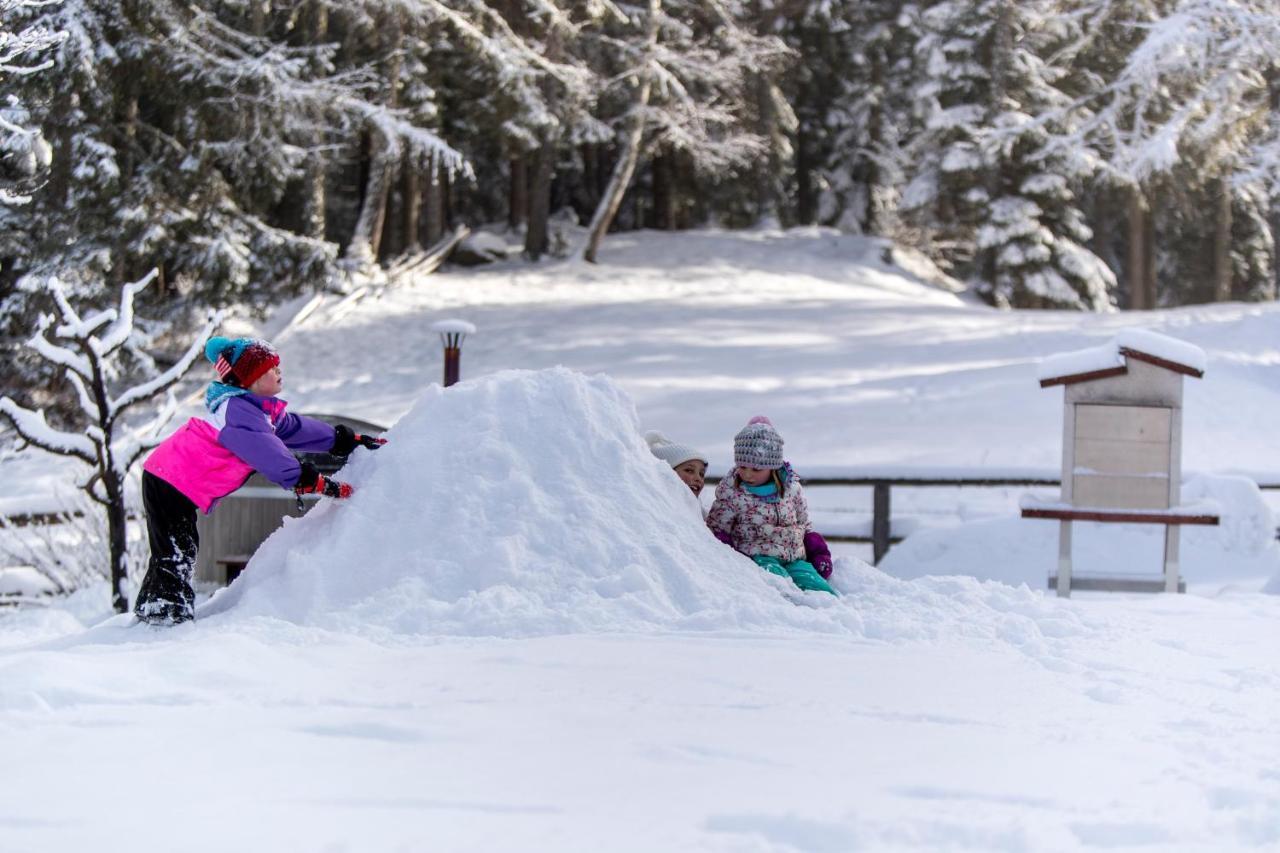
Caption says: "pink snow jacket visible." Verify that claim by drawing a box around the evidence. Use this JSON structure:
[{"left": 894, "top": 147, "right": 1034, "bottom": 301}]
[
  {"left": 707, "top": 463, "right": 817, "bottom": 564},
  {"left": 143, "top": 393, "right": 335, "bottom": 513}
]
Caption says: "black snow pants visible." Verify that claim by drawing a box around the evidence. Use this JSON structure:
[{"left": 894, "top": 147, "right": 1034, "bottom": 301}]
[{"left": 133, "top": 471, "right": 199, "bottom": 624}]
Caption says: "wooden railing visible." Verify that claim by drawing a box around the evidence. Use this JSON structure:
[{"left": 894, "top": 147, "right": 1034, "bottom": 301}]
[{"left": 706, "top": 467, "right": 1280, "bottom": 564}]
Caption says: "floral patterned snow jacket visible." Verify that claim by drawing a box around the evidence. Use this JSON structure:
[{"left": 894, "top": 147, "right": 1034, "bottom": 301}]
[{"left": 707, "top": 463, "right": 817, "bottom": 564}]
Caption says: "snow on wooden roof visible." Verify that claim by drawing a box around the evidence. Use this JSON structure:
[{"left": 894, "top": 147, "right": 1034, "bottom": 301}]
[{"left": 1037, "top": 329, "right": 1206, "bottom": 387}]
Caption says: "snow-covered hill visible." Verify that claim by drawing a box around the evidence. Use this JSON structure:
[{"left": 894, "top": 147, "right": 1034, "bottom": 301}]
[{"left": 2, "top": 228, "right": 1279, "bottom": 851}]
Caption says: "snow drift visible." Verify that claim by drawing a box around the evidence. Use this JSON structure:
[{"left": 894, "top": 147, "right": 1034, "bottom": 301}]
[
  {"left": 882, "top": 474, "right": 1280, "bottom": 592},
  {"left": 200, "top": 368, "right": 1096, "bottom": 647},
  {"left": 203, "top": 368, "right": 811, "bottom": 636}
]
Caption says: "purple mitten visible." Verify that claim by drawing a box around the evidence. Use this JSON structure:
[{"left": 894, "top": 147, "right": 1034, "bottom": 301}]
[{"left": 804, "top": 531, "right": 833, "bottom": 579}]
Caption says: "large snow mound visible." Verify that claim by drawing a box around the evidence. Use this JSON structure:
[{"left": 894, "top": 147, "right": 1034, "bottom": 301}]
[
  {"left": 202, "top": 368, "right": 808, "bottom": 636},
  {"left": 200, "top": 368, "right": 1097, "bottom": 648}
]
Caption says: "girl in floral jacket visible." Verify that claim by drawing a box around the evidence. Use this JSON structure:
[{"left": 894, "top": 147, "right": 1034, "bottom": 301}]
[{"left": 707, "top": 416, "right": 836, "bottom": 595}]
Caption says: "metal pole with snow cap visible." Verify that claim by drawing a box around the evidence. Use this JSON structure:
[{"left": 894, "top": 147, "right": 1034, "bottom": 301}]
[{"left": 430, "top": 319, "right": 476, "bottom": 387}]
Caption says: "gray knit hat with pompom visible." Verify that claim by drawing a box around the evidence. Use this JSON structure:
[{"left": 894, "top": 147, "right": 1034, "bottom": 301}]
[{"left": 733, "top": 416, "right": 783, "bottom": 469}]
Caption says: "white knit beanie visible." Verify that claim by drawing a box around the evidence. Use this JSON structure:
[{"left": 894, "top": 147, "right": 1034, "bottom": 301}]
[
  {"left": 645, "top": 431, "right": 708, "bottom": 469},
  {"left": 733, "top": 416, "right": 784, "bottom": 469}
]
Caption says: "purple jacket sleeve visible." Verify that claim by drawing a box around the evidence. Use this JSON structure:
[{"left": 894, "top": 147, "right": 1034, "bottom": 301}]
[
  {"left": 218, "top": 397, "right": 325, "bottom": 489},
  {"left": 274, "top": 411, "right": 338, "bottom": 453},
  {"left": 804, "top": 530, "right": 833, "bottom": 579}
]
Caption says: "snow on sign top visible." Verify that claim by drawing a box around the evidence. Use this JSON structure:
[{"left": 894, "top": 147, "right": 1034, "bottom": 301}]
[
  {"left": 430, "top": 318, "right": 477, "bottom": 335},
  {"left": 1037, "top": 328, "right": 1206, "bottom": 387}
]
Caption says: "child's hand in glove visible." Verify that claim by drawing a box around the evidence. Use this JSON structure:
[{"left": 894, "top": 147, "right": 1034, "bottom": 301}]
[
  {"left": 295, "top": 462, "right": 354, "bottom": 499},
  {"left": 331, "top": 424, "right": 387, "bottom": 457}
]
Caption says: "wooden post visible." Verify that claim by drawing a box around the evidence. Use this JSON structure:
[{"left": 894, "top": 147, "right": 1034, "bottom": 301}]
[
  {"left": 443, "top": 346, "right": 460, "bottom": 387},
  {"left": 872, "top": 483, "right": 891, "bottom": 564},
  {"left": 1162, "top": 525, "right": 1180, "bottom": 593},
  {"left": 1056, "top": 520, "right": 1073, "bottom": 598}
]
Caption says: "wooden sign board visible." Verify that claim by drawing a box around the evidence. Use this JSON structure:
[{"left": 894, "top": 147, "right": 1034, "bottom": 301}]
[
  {"left": 1071, "top": 404, "right": 1172, "bottom": 510},
  {"left": 1030, "top": 337, "right": 1213, "bottom": 597}
]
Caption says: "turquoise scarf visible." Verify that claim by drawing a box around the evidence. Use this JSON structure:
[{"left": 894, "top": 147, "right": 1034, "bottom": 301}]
[{"left": 205, "top": 381, "right": 249, "bottom": 412}]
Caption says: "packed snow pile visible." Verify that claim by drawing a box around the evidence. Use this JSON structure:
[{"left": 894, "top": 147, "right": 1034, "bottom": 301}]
[
  {"left": 199, "top": 368, "right": 1097, "bottom": 646},
  {"left": 883, "top": 474, "right": 1280, "bottom": 591},
  {"left": 202, "top": 368, "right": 812, "bottom": 636}
]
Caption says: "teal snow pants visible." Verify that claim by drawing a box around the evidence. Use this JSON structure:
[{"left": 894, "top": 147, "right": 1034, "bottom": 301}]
[{"left": 752, "top": 555, "right": 837, "bottom": 596}]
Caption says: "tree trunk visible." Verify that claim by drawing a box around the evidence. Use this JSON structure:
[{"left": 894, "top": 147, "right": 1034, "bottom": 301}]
[
  {"left": 105, "top": 471, "right": 128, "bottom": 613},
  {"left": 795, "top": 123, "right": 816, "bottom": 226},
  {"left": 423, "top": 163, "right": 445, "bottom": 246},
  {"left": 652, "top": 147, "right": 674, "bottom": 230},
  {"left": 1127, "top": 188, "right": 1150, "bottom": 310},
  {"left": 755, "top": 74, "right": 779, "bottom": 222},
  {"left": 401, "top": 165, "right": 421, "bottom": 254},
  {"left": 302, "top": 1, "right": 329, "bottom": 241},
  {"left": 1271, "top": 73, "right": 1280, "bottom": 300},
  {"left": 87, "top": 344, "right": 129, "bottom": 613},
  {"left": 346, "top": 14, "right": 402, "bottom": 266},
  {"left": 250, "top": 0, "right": 268, "bottom": 36},
  {"left": 347, "top": 131, "right": 395, "bottom": 265},
  {"left": 1212, "top": 177, "right": 1233, "bottom": 302},
  {"left": 509, "top": 155, "right": 529, "bottom": 230},
  {"left": 581, "top": 0, "right": 660, "bottom": 263},
  {"left": 525, "top": 142, "right": 555, "bottom": 259},
  {"left": 863, "top": 40, "right": 887, "bottom": 235}
]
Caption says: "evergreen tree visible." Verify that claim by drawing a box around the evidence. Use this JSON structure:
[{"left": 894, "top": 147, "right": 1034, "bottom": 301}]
[
  {"left": 578, "top": 0, "right": 790, "bottom": 260},
  {"left": 903, "top": 0, "right": 1114, "bottom": 309},
  {"left": 0, "top": 0, "right": 65, "bottom": 204}
]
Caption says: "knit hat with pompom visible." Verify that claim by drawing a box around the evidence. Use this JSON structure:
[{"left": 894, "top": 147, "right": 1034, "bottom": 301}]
[
  {"left": 205, "top": 336, "right": 280, "bottom": 389},
  {"left": 733, "top": 415, "right": 784, "bottom": 470},
  {"left": 644, "top": 431, "right": 708, "bottom": 469}
]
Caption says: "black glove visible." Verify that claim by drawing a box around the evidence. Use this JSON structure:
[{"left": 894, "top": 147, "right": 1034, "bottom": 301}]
[
  {"left": 294, "top": 461, "right": 353, "bottom": 499},
  {"left": 330, "top": 424, "right": 387, "bottom": 458}
]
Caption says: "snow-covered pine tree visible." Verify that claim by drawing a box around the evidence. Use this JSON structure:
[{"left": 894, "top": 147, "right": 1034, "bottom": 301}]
[
  {"left": 3, "top": 0, "right": 468, "bottom": 307},
  {"left": 779, "top": 0, "right": 914, "bottom": 234},
  {"left": 578, "top": 0, "right": 790, "bottom": 261},
  {"left": 1080, "top": 0, "right": 1279, "bottom": 303},
  {"left": 0, "top": 273, "right": 219, "bottom": 612},
  {"left": 903, "top": 0, "right": 1115, "bottom": 309},
  {"left": 0, "top": 0, "right": 65, "bottom": 205}
]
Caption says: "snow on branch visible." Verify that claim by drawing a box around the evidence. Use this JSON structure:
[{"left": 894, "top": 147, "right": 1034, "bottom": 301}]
[
  {"left": 111, "top": 309, "right": 222, "bottom": 417},
  {"left": 1081, "top": 0, "right": 1279, "bottom": 184},
  {"left": 0, "top": 0, "right": 67, "bottom": 205},
  {"left": 0, "top": 397, "right": 95, "bottom": 463},
  {"left": 95, "top": 269, "right": 158, "bottom": 355},
  {"left": 158, "top": 3, "right": 476, "bottom": 176},
  {"left": 26, "top": 312, "right": 91, "bottom": 379}
]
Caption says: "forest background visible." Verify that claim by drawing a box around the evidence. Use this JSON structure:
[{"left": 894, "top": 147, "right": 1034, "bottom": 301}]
[{"left": 1, "top": 0, "right": 1278, "bottom": 416}]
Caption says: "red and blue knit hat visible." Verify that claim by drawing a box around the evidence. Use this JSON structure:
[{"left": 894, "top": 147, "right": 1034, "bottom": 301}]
[{"left": 205, "top": 336, "right": 280, "bottom": 388}]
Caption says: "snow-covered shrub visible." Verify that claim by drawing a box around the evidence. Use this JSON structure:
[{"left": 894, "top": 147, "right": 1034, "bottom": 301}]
[{"left": 0, "top": 485, "right": 146, "bottom": 599}]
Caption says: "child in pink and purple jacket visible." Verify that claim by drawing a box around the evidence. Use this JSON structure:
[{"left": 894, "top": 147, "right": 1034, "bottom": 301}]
[
  {"left": 706, "top": 416, "right": 836, "bottom": 595},
  {"left": 134, "top": 336, "right": 384, "bottom": 624}
]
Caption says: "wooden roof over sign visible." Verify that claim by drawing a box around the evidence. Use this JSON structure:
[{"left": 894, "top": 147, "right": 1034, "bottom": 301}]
[{"left": 1037, "top": 329, "right": 1207, "bottom": 388}]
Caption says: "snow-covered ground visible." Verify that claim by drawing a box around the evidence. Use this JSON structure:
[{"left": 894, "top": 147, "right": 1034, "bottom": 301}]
[{"left": 2, "top": 228, "right": 1279, "bottom": 851}]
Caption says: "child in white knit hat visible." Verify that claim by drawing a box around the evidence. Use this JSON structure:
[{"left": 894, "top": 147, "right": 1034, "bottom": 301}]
[
  {"left": 706, "top": 416, "right": 836, "bottom": 595},
  {"left": 645, "top": 430, "right": 709, "bottom": 498}
]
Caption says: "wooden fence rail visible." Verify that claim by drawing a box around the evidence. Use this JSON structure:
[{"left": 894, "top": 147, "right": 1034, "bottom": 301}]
[
  {"left": 4, "top": 470, "right": 1278, "bottom": 568},
  {"left": 706, "top": 469, "right": 1280, "bottom": 565}
]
